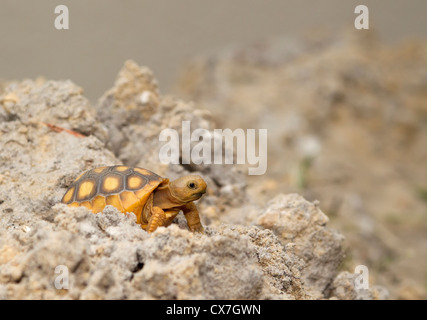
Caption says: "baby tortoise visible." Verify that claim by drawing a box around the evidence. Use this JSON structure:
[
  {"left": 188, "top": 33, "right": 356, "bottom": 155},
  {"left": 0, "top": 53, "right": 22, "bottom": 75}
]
[{"left": 61, "top": 165, "right": 207, "bottom": 233}]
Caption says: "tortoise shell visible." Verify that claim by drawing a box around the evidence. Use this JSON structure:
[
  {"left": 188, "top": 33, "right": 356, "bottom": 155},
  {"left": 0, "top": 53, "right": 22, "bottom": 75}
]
[{"left": 61, "top": 166, "right": 167, "bottom": 218}]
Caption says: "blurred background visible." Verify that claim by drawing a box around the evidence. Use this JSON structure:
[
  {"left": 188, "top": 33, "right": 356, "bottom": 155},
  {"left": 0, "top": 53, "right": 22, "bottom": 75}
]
[
  {"left": 1, "top": 0, "right": 426, "bottom": 299},
  {"left": 0, "top": 0, "right": 426, "bottom": 99}
]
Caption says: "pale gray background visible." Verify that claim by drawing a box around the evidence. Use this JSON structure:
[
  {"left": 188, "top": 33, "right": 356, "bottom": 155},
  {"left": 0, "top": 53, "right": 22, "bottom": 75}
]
[{"left": 1, "top": 0, "right": 426, "bottom": 101}]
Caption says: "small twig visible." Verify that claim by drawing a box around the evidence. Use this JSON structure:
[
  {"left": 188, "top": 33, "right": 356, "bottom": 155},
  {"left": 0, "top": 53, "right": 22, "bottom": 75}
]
[{"left": 42, "top": 122, "right": 86, "bottom": 138}]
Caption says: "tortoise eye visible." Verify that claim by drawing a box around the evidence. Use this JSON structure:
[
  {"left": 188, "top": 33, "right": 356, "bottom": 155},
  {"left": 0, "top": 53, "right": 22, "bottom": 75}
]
[{"left": 188, "top": 182, "right": 197, "bottom": 189}]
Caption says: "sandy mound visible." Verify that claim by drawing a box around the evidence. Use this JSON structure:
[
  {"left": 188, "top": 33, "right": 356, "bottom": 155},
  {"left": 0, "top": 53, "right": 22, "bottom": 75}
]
[{"left": 0, "top": 61, "right": 386, "bottom": 299}]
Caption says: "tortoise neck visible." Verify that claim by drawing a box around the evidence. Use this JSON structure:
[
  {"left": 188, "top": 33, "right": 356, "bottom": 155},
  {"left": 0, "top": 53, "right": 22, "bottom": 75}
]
[{"left": 153, "top": 184, "right": 185, "bottom": 209}]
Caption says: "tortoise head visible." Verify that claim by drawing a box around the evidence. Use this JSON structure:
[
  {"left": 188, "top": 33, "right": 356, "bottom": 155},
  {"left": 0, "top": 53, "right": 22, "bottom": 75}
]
[{"left": 169, "top": 175, "right": 207, "bottom": 203}]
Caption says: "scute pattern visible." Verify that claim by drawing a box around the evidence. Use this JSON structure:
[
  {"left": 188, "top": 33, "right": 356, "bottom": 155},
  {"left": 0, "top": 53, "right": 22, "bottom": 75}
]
[{"left": 61, "top": 166, "right": 164, "bottom": 214}]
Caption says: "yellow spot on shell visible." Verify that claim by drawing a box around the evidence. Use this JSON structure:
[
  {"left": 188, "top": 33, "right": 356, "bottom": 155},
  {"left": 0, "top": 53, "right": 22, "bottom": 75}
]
[
  {"left": 93, "top": 166, "right": 107, "bottom": 174},
  {"left": 77, "top": 180, "right": 95, "bottom": 200},
  {"left": 115, "top": 166, "right": 129, "bottom": 172},
  {"left": 62, "top": 186, "right": 75, "bottom": 203},
  {"left": 103, "top": 176, "right": 121, "bottom": 193},
  {"left": 134, "top": 168, "right": 153, "bottom": 176},
  {"left": 127, "top": 176, "right": 144, "bottom": 190},
  {"left": 68, "top": 202, "right": 79, "bottom": 207}
]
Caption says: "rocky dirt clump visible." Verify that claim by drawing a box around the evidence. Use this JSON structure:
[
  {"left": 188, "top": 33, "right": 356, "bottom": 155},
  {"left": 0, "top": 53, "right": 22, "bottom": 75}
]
[{"left": 0, "top": 61, "right": 387, "bottom": 299}]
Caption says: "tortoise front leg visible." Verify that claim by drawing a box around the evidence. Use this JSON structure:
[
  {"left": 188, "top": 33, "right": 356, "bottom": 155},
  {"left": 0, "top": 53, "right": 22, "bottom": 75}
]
[
  {"left": 182, "top": 202, "right": 204, "bottom": 233},
  {"left": 146, "top": 206, "right": 167, "bottom": 233}
]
